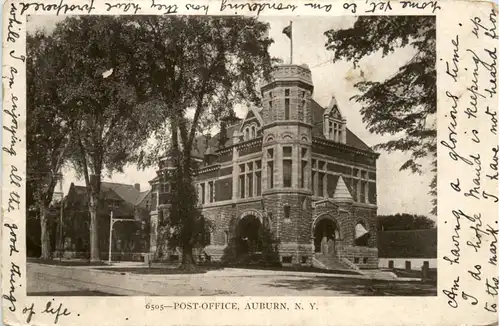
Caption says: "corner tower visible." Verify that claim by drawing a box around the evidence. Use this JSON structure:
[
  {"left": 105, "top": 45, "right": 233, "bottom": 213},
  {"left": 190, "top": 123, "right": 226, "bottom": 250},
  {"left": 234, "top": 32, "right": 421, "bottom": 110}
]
[{"left": 260, "top": 64, "right": 315, "bottom": 265}]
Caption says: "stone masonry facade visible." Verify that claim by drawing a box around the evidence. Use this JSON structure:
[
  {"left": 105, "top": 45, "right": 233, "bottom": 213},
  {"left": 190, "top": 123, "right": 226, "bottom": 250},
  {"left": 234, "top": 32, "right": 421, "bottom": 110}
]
[{"left": 149, "top": 64, "right": 380, "bottom": 269}]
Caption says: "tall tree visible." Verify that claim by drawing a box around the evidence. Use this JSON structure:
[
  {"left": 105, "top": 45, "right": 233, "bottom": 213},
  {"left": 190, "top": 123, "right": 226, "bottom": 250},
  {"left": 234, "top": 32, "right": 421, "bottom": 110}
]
[
  {"left": 41, "top": 17, "right": 157, "bottom": 261},
  {"left": 27, "top": 32, "right": 73, "bottom": 259},
  {"left": 128, "top": 16, "right": 277, "bottom": 267},
  {"left": 324, "top": 16, "right": 437, "bottom": 214}
]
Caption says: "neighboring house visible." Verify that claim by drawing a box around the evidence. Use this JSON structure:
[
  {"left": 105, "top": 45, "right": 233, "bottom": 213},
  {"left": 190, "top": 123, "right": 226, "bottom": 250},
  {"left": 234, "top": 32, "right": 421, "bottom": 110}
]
[
  {"left": 149, "top": 63, "right": 380, "bottom": 270},
  {"left": 378, "top": 229, "right": 437, "bottom": 270},
  {"left": 61, "top": 178, "right": 151, "bottom": 260}
]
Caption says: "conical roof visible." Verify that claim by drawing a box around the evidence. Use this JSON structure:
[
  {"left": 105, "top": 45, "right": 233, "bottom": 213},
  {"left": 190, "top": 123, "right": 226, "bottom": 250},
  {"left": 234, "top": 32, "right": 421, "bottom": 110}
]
[{"left": 332, "top": 176, "right": 353, "bottom": 202}]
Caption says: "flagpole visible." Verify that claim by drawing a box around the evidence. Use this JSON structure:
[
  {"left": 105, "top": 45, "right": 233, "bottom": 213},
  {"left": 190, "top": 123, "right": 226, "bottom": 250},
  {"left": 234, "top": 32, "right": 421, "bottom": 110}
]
[{"left": 290, "top": 21, "right": 293, "bottom": 65}]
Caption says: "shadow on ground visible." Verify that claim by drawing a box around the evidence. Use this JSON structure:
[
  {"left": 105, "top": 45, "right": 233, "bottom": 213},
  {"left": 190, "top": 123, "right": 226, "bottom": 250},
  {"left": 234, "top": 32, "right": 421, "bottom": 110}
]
[{"left": 264, "top": 277, "right": 437, "bottom": 296}]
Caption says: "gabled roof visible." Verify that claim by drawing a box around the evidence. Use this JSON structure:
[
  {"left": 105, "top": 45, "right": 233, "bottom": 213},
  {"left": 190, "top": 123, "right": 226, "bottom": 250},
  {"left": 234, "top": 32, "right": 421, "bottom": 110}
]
[
  {"left": 101, "top": 182, "right": 142, "bottom": 204},
  {"left": 310, "top": 99, "right": 373, "bottom": 152},
  {"left": 135, "top": 190, "right": 151, "bottom": 206},
  {"left": 67, "top": 182, "right": 144, "bottom": 206}
]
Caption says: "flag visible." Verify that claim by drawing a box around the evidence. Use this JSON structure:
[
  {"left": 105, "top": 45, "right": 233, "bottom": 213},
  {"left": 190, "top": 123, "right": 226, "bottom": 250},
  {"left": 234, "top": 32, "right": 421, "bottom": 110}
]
[{"left": 282, "top": 23, "right": 292, "bottom": 39}]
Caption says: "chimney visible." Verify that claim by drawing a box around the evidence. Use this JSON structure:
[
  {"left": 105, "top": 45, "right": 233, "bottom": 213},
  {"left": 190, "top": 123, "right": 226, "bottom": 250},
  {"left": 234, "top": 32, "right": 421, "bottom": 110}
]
[{"left": 134, "top": 183, "right": 140, "bottom": 191}]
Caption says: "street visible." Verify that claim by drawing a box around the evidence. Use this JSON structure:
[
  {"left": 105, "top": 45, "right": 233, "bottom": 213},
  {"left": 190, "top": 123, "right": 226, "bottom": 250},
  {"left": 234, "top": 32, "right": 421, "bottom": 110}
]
[{"left": 28, "top": 263, "right": 436, "bottom": 296}]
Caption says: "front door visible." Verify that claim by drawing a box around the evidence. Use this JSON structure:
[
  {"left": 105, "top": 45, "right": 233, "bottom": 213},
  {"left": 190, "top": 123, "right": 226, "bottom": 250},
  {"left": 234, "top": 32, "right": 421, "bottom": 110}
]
[{"left": 314, "top": 218, "right": 337, "bottom": 255}]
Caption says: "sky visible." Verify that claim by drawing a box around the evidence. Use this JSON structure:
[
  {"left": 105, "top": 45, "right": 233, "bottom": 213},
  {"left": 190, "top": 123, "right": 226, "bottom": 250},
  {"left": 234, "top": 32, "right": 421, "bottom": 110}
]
[{"left": 27, "top": 16, "right": 435, "bottom": 217}]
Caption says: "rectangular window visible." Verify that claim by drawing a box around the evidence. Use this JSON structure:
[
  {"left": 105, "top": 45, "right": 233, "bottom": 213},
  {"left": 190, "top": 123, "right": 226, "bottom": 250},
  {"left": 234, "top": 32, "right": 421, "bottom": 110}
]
[
  {"left": 240, "top": 164, "right": 245, "bottom": 173},
  {"left": 200, "top": 183, "right": 205, "bottom": 204},
  {"left": 256, "top": 171, "right": 262, "bottom": 196},
  {"left": 285, "top": 99, "right": 290, "bottom": 120},
  {"left": 352, "top": 179, "right": 359, "bottom": 202},
  {"left": 301, "top": 161, "right": 307, "bottom": 188},
  {"left": 267, "top": 148, "right": 274, "bottom": 159},
  {"left": 283, "top": 146, "right": 292, "bottom": 158},
  {"left": 318, "top": 173, "right": 325, "bottom": 197},
  {"left": 239, "top": 175, "right": 245, "bottom": 198},
  {"left": 318, "top": 161, "right": 325, "bottom": 170},
  {"left": 247, "top": 162, "right": 253, "bottom": 172},
  {"left": 285, "top": 89, "right": 290, "bottom": 96},
  {"left": 284, "top": 205, "right": 291, "bottom": 219},
  {"left": 248, "top": 173, "right": 253, "bottom": 197},
  {"left": 224, "top": 231, "right": 229, "bottom": 245},
  {"left": 209, "top": 182, "right": 214, "bottom": 203},
  {"left": 255, "top": 160, "right": 262, "bottom": 170},
  {"left": 360, "top": 181, "right": 366, "bottom": 203},
  {"left": 312, "top": 171, "right": 316, "bottom": 195},
  {"left": 283, "top": 160, "right": 292, "bottom": 188},
  {"left": 268, "top": 161, "right": 274, "bottom": 188}
]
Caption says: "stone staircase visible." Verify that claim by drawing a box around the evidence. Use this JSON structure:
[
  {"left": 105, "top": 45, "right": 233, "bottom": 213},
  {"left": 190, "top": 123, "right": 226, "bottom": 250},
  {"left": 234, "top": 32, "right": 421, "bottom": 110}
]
[{"left": 312, "top": 253, "right": 357, "bottom": 272}]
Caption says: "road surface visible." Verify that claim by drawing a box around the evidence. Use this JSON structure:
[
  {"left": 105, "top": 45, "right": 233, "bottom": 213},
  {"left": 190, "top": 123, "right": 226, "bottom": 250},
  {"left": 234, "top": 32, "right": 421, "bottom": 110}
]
[{"left": 27, "top": 263, "right": 436, "bottom": 296}]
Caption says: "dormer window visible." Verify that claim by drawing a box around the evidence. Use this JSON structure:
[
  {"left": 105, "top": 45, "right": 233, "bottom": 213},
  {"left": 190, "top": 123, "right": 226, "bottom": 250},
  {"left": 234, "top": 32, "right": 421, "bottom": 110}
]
[{"left": 251, "top": 126, "right": 256, "bottom": 139}]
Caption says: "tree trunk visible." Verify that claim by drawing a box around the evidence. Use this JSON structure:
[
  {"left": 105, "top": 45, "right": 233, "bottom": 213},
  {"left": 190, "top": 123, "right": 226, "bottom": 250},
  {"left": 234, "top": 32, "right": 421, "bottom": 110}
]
[
  {"left": 180, "top": 243, "right": 195, "bottom": 269},
  {"left": 40, "top": 205, "right": 51, "bottom": 259},
  {"left": 89, "top": 194, "right": 100, "bottom": 262}
]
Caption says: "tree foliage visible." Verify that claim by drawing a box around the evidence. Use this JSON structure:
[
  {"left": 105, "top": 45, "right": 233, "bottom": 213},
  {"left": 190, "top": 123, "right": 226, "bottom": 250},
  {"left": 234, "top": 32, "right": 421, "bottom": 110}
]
[
  {"left": 378, "top": 213, "right": 436, "bottom": 231},
  {"left": 123, "top": 16, "right": 277, "bottom": 266},
  {"left": 325, "top": 16, "right": 437, "bottom": 215},
  {"left": 27, "top": 32, "right": 73, "bottom": 259},
  {"left": 29, "top": 16, "right": 157, "bottom": 261}
]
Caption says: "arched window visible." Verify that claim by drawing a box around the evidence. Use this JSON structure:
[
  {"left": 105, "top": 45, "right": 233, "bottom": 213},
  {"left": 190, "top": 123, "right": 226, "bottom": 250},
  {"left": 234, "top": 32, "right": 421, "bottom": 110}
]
[
  {"left": 251, "top": 126, "right": 256, "bottom": 139},
  {"left": 245, "top": 128, "right": 249, "bottom": 140}
]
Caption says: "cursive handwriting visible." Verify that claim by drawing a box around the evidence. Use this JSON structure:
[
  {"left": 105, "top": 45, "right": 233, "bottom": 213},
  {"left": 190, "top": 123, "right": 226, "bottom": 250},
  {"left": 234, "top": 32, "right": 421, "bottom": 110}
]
[
  {"left": 20, "top": 0, "right": 95, "bottom": 15},
  {"left": 104, "top": 2, "right": 142, "bottom": 14},
  {"left": 42, "top": 300, "right": 72, "bottom": 324},
  {"left": 3, "top": 262, "right": 21, "bottom": 312},
  {"left": 4, "top": 223, "right": 19, "bottom": 256},
  {"left": 446, "top": 35, "right": 460, "bottom": 82},
  {"left": 7, "top": 3, "right": 22, "bottom": 43},
  {"left": 443, "top": 209, "right": 462, "bottom": 265},
  {"left": 399, "top": 0, "right": 440, "bottom": 13},
  {"left": 219, "top": 0, "right": 297, "bottom": 15},
  {"left": 443, "top": 276, "right": 460, "bottom": 308},
  {"left": 471, "top": 9, "right": 498, "bottom": 40},
  {"left": 3, "top": 94, "right": 20, "bottom": 157}
]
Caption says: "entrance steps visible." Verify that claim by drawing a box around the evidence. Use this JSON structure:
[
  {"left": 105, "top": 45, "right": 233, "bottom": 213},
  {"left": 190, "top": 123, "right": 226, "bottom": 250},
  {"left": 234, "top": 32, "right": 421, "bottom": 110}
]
[{"left": 312, "top": 254, "right": 356, "bottom": 272}]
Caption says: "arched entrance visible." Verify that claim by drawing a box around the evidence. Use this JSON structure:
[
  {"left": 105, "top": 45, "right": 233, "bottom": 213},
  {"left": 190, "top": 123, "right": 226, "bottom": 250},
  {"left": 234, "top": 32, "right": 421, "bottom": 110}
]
[
  {"left": 313, "top": 217, "right": 340, "bottom": 255},
  {"left": 235, "top": 215, "right": 263, "bottom": 256}
]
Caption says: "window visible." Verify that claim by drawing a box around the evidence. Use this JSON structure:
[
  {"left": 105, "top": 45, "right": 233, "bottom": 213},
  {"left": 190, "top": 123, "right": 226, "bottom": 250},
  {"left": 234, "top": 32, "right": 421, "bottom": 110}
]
[
  {"left": 245, "top": 128, "right": 249, "bottom": 140},
  {"left": 256, "top": 171, "right": 262, "bottom": 196},
  {"left": 284, "top": 88, "right": 290, "bottom": 120},
  {"left": 251, "top": 126, "right": 256, "bottom": 139},
  {"left": 312, "top": 171, "right": 316, "bottom": 195},
  {"left": 318, "top": 173, "right": 325, "bottom": 197},
  {"left": 224, "top": 231, "right": 229, "bottom": 245},
  {"left": 283, "top": 146, "right": 292, "bottom": 188},
  {"left": 200, "top": 183, "right": 205, "bottom": 204},
  {"left": 360, "top": 181, "right": 367, "bottom": 203},
  {"left": 239, "top": 175, "right": 245, "bottom": 198},
  {"left": 301, "top": 148, "right": 308, "bottom": 189},
  {"left": 267, "top": 149, "right": 274, "bottom": 189},
  {"left": 284, "top": 205, "right": 291, "bottom": 221},
  {"left": 209, "top": 181, "right": 214, "bottom": 203},
  {"left": 285, "top": 99, "right": 290, "bottom": 120}
]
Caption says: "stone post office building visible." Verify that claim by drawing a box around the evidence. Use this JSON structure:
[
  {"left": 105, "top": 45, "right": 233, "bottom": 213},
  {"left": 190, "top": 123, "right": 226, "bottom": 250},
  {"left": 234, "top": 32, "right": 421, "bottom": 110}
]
[{"left": 149, "top": 64, "right": 380, "bottom": 270}]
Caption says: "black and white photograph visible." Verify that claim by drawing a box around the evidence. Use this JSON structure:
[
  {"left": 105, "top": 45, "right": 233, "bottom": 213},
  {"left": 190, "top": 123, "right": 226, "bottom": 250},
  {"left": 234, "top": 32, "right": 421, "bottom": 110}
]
[{"left": 25, "top": 14, "right": 438, "bottom": 297}]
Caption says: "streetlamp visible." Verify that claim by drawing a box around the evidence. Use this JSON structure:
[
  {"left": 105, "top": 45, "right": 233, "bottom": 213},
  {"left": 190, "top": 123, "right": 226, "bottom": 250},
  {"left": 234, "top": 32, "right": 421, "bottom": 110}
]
[{"left": 107, "top": 211, "right": 137, "bottom": 265}]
